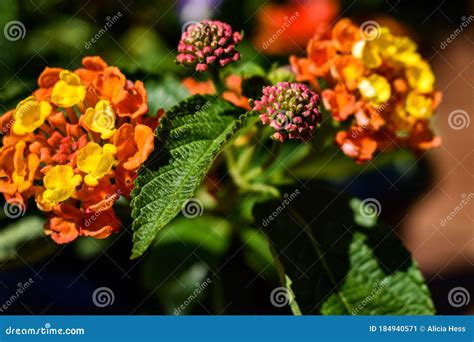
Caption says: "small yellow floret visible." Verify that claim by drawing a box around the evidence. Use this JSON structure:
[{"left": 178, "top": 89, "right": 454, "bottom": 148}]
[{"left": 51, "top": 70, "right": 86, "bottom": 108}]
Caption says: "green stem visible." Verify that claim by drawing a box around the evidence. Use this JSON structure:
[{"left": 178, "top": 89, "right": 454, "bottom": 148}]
[
  {"left": 209, "top": 67, "right": 224, "bottom": 93},
  {"left": 262, "top": 141, "right": 282, "bottom": 170}
]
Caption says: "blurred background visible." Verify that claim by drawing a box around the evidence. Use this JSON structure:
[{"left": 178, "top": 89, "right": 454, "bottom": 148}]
[{"left": 0, "top": 0, "right": 472, "bottom": 315}]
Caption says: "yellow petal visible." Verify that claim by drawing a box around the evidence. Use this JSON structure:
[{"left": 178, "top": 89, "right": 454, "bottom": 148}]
[
  {"left": 12, "top": 96, "right": 52, "bottom": 135},
  {"left": 405, "top": 92, "right": 433, "bottom": 119},
  {"left": 83, "top": 100, "right": 117, "bottom": 139},
  {"left": 42, "top": 165, "right": 82, "bottom": 204},
  {"left": 358, "top": 74, "right": 391, "bottom": 104},
  {"left": 51, "top": 70, "right": 86, "bottom": 108},
  {"left": 77, "top": 142, "right": 116, "bottom": 186}
]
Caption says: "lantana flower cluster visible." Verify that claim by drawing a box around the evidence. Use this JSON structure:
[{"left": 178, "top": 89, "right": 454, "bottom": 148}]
[
  {"left": 0, "top": 56, "right": 156, "bottom": 243},
  {"left": 291, "top": 18, "right": 441, "bottom": 163},
  {"left": 176, "top": 20, "right": 243, "bottom": 72},
  {"left": 252, "top": 82, "right": 321, "bottom": 142}
]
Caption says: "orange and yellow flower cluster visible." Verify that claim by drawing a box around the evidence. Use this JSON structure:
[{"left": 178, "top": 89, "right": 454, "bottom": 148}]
[
  {"left": 290, "top": 18, "right": 441, "bottom": 163},
  {"left": 0, "top": 56, "right": 156, "bottom": 243}
]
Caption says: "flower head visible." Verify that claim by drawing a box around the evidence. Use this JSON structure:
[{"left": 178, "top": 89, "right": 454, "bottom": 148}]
[
  {"left": 0, "top": 56, "right": 157, "bottom": 244},
  {"left": 252, "top": 82, "right": 321, "bottom": 142},
  {"left": 291, "top": 18, "right": 441, "bottom": 162},
  {"left": 176, "top": 20, "right": 242, "bottom": 72}
]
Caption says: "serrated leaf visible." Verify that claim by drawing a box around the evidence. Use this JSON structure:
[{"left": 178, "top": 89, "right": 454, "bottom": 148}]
[
  {"left": 254, "top": 184, "right": 435, "bottom": 315},
  {"left": 131, "top": 95, "right": 257, "bottom": 258},
  {"left": 145, "top": 75, "right": 189, "bottom": 114}
]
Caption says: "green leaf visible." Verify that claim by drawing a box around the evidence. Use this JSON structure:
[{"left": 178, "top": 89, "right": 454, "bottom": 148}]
[
  {"left": 140, "top": 215, "right": 232, "bottom": 314},
  {"left": 131, "top": 95, "right": 257, "bottom": 258},
  {"left": 254, "top": 184, "right": 434, "bottom": 315},
  {"left": 0, "top": 216, "right": 56, "bottom": 269},
  {"left": 145, "top": 75, "right": 189, "bottom": 115}
]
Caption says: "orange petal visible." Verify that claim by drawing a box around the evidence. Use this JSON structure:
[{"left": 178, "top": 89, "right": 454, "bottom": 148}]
[
  {"left": 123, "top": 124, "right": 154, "bottom": 170},
  {"left": 82, "top": 56, "right": 108, "bottom": 71},
  {"left": 182, "top": 78, "right": 215, "bottom": 95},
  {"left": 92, "top": 66, "right": 127, "bottom": 103},
  {"left": 45, "top": 216, "right": 80, "bottom": 244},
  {"left": 332, "top": 18, "right": 360, "bottom": 52},
  {"left": 335, "top": 128, "right": 378, "bottom": 164},
  {"left": 114, "top": 81, "right": 148, "bottom": 119},
  {"left": 38, "top": 67, "right": 62, "bottom": 88},
  {"left": 82, "top": 209, "right": 120, "bottom": 239}
]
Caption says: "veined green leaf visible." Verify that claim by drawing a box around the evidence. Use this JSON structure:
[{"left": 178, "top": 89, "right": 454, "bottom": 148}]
[
  {"left": 131, "top": 95, "right": 257, "bottom": 258},
  {"left": 254, "top": 184, "right": 434, "bottom": 315}
]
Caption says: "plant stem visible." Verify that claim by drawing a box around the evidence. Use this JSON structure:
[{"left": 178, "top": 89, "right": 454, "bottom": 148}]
[
  {"left": 262, "top": 141, "right": 282, "bottom": 170},
  {"left": 209, "top": 67, "right": 224, "bottom": 93}
]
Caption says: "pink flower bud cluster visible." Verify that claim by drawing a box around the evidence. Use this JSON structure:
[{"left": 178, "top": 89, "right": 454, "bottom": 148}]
[
  {"left": 253, "top": 82, "right": 321, "bottom": 142},
  {"left": 176, "top": 20, "right": 243, "bottom": 72}
]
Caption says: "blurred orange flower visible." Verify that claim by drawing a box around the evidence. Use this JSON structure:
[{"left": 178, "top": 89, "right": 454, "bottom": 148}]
[
  {"left": 291, "top": 18, "right": 442, "bottom": 163},
  {"left": 253, "top": 0, "right": 339, "bottom": 55}
]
